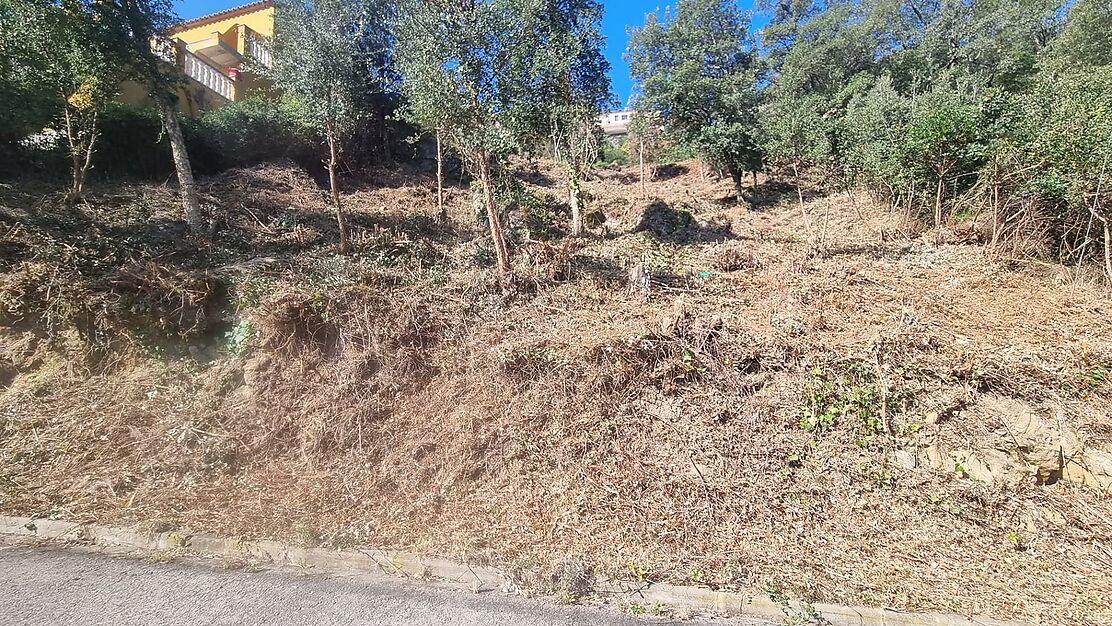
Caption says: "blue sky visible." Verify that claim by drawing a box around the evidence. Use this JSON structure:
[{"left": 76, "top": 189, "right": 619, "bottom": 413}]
[{"left": 174, "top": 0, "right": 765, "bottom": 107}]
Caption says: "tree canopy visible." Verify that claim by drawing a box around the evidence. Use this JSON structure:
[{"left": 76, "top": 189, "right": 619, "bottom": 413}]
[{"left": 626, "top": 0, "right": 763, "bottom": 204}]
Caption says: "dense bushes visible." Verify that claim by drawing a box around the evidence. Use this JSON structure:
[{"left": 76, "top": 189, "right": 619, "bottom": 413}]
[
  {"left": 195, "top": 96, "right": 322, "bottom": 169},
  {"left": 92, "top": 104, "right": 229, "bottom": 180},
  {"left": 0, "top": 94, "right": 422, "bottom": 184},
  {"left": 755, "top": 0, "right": 1112, "bottom": 270},
  {"left": 835, "top": 67, "right": 1112, "bottom": 259},
  {"left": 0, "top": 105, "right": 212, "bottom": 182}
]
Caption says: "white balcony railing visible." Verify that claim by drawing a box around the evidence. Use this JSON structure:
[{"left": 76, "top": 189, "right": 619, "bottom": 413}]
[
  {"left": 181, "top": 51, "right": 233, "bottom": 100},
  {"left": 150, "top": 37, "right": 234, "bottom": 100},
  {"left": 246, "top": 35, "right": 271, "bottom": 68}
]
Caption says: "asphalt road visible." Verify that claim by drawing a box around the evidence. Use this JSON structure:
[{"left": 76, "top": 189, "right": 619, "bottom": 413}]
[{"left": 0, "top": 543, "right": 767, "bottom": 626}]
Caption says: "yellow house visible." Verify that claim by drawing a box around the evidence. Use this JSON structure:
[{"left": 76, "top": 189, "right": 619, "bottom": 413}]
[{"left": 119, "top": 0, "right": 276, "bottom": 115}]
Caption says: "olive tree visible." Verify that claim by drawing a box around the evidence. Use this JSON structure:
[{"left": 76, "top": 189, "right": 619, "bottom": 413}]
[
  {"left": 268, "top": 0, "right": 392, "bottom": 254},
  {"left": 396, "top": 28, "right": 456, "bottom": 222},
  {"left": 397, "top": 0, "right": 558, "bottom": 276},
  {"left": 529, "top": 0, "right": 613, "bottom": 236},
  {"left": 627, "top": 107, "right": 664, "bottom": 197}
]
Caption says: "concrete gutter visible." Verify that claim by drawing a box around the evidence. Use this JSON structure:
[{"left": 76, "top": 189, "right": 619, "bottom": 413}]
[{"left": 0, "top": 515, "right": 1028, "bottom": 626}]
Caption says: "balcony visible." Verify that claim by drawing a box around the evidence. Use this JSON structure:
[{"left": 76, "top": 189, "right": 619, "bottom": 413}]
[
  {"left": 181, "top": 50, "right": 234, "bottom": 100},
  {"left": 245, "top": 33, "right": 271, "bottom": 68},
  {"left": 187, "top": 34, "right": 244, "bottom": 69}
]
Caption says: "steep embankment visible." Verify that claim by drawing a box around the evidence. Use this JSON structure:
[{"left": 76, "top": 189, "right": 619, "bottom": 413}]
[{"left": 1, "top": 161, "right": 1110, "bottom": 624}]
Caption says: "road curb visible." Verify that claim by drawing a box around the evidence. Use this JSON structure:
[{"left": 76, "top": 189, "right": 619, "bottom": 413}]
[{"left": 0, "top": 515, "right": 1028, "bottom": 626}]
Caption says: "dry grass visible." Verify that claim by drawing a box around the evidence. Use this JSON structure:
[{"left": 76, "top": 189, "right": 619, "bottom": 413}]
[{"left": 2, "top": 159, "right": 1112, "bottom": 624}]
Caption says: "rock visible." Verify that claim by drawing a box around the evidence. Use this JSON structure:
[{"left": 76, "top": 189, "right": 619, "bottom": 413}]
[
  {"left": 583, "top": 209, "right": 606, "bottom": 229},
  {"left": 712, "top": 242, "right": 760, "bottom": 272},
  {"left": 892, "top": 449, "right": 919, "bottom": 470},
  {"left": 688, "top": 315, "right": 723, "bottom": 350},
  {"left": 0, "top": 358, "right": 16, "bottom": 389},
  {"left": 1063, "top": 448, "right": 1112, "bottom": 491},
  {"left": 770, "top": 313, "right": 805, "bottom": 336},
  {"left": 242, "top": 354, "right": 274, "bottom": 390},
  {"left": 974, "top": 395, "right": 1093, "bottom": 485},
  {"left": 924, "top": 411, "right": 941, "bottom": 425},
  {"left": 923, "top": 443, "right": 946, "bottom": 470},
  {"left": 633, "top": 200, "right": 694, "bottom": 239},
  {"left": 951, "top": 450, "right": 998, "bottom": 482}
]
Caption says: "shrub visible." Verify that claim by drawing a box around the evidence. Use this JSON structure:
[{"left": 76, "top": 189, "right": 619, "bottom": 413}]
[
  {"left": 89, "top": 104, "right": 174, "bottom": 180},
  {"left": 596, "top": 137, "right": 630, "bottom": 166},
  {"left": 196, "top": 96, "right": 322, "bottom": 169},
  {"left": 87, "top": 104, "right": 222, "bottom": 181}
]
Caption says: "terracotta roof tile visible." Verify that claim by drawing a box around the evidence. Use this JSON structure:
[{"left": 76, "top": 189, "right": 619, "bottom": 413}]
[{"left": 169, "top": 0, "right": 274, "bottom": 33}]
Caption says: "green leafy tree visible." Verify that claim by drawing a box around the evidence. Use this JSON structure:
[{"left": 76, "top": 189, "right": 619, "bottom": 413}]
[
  {"left": 396, "top": 5, "right": 460, "bottom": 222},
  {"left": 626, "top": 0, "right": 763, "bottom": 205},
  {"left": 872, "top": 0, "right": 1059, "bottom": 94},
  {"left": 758, "top": 0, "right": 877, "bottom": 184},
  {"left": 267, "top": 0, "right": 393, "bottom": 254},
  {"left": 1045, "top": 0, "right": 1112, "bottom": 70},
  {"left": 397, "top": 0, "right": 563, "bottom": 276},
  {"left": 529, "top": 0, "right": 614, "bottom": 236},
  {"left": 6, "top": 0, "right": 125, "bottom": 201}
]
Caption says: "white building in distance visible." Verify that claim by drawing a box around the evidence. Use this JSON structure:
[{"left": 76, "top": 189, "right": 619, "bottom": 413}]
[{"left": 599, "top": 110, "right": 633, "bottom": 136}]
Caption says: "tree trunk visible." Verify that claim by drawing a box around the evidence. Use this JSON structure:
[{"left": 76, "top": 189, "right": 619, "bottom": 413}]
[
  {"left": 792, "top": 160, "right": 806, "bottom": 212},
  {"left": 991, "top": 176, "right": 1002, "bottom": 251},
  {"left": 70, "top": 125, "right": 99, "bottom": 203},
  {"left": 158, "top": 96, "right": 203, "bottom": 235},
  {"left": 435, "top": 128, "right": 445, "bottom": 221},
  {"left": 638, "top": 139, "right": 646, "bottom": 199},
  {"left": 62, "top": 103, "right": 81, "bottom": 203},
  {"left": 477, "top": 155, "right": 510, "bottom": 276},
  {"left": 78, "top": 113, "right": 98, "bottom": 199},
  {"left": 326, "top": 127, "right": 350, "bottom": 254},
  {"left": 792, "top": 160, "right": 816, "bottom": 243},
  {"left": 751, "top": 170, "right": 758, "bottom": 190},
  {"left": 729, "top": 165, "right": 745, "bottom": 206},
  {"left": 1104, "top": 219, "right": 1112, "bottom": 285},
  {"left": 935, "top": 173, "right": 945, "bottom": 229},
  {"left": 568, "top": 170, "right": 583, "bottom": 236},
  {"left": 379, "top": 101, "right": 392, "bottom": 164},
  {"left": 62, "top": 105, "right": 98, "bottom": 204},
  {"left": 69, "top": 151, "right": 84, "bottom": 202}
]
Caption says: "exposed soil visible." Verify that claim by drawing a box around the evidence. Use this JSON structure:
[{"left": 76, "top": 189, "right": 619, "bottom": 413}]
[{"left": 1, "top": 160, "right": 1111, "bottom": 624}]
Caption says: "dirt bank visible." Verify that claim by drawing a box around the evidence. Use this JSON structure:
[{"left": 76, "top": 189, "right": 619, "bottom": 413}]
[{"left": 2, "top": 161, "right": 1110, "bottom": 624}]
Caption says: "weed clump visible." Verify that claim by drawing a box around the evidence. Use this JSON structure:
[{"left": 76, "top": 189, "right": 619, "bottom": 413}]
[{"left": 799, "top": 362, "right": 891, "bottom": 436}]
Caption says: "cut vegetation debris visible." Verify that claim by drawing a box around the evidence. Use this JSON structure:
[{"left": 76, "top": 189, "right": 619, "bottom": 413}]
[{"left": 2, "top": 161, "right": 1111, "bottom": 625}]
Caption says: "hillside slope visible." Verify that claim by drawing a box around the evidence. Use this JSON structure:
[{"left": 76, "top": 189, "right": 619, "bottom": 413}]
[{"left": 1, "top": 162, "right": 1111, "bottom": 624}]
